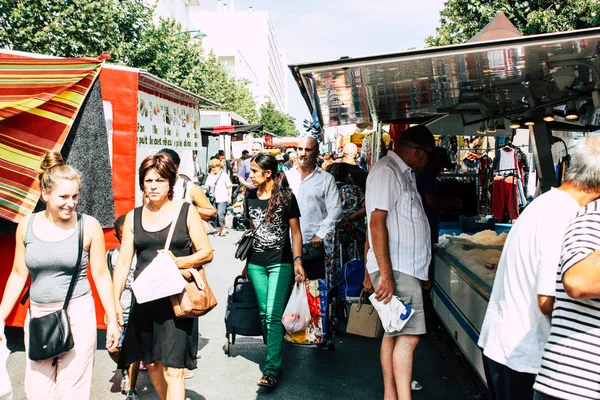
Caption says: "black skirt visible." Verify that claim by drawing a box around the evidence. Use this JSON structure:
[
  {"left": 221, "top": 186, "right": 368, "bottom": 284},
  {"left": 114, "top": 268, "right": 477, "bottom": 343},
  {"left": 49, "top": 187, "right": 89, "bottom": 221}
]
[{"left": 119, "top": 296, "right": 196, "bottom": 370}]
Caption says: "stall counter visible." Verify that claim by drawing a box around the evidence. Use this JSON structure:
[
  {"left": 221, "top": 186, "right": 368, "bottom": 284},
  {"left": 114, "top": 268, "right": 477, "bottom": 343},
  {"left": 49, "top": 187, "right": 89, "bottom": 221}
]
[{"left": 431, "top": 229, "right": 508, "bottom": 385}]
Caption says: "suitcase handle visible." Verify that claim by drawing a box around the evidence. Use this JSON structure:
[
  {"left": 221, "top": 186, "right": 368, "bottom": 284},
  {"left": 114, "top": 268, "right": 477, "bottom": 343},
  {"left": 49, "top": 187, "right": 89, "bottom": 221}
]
[{"left": 233, "top": 275, "right": 251, "bottom": 302}]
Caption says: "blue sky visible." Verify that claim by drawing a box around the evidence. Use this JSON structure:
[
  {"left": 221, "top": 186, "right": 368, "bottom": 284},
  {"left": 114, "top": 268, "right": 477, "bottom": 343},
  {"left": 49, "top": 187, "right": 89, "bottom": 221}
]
[{"left": 196, "top": 0, "right": 447, "bottom": 131}]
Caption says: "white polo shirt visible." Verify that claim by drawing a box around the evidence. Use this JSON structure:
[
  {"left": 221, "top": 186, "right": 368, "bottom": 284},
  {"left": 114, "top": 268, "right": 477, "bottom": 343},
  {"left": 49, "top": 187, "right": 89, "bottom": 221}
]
[
  {"left": 365, "top": 151, "right": 431, "bottom": 280},
  {"left": 285, "top": 166, "right": 342, "bottom": 243},
  {"left": 478, "top": 188, "right": 581, "bottom": 374}
]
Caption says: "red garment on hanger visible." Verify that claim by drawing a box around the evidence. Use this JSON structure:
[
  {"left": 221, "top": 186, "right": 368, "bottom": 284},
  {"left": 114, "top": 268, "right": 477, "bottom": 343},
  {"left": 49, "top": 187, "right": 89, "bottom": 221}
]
[{"left": 491, "top": 176, "right": 519, "bottom": 221}]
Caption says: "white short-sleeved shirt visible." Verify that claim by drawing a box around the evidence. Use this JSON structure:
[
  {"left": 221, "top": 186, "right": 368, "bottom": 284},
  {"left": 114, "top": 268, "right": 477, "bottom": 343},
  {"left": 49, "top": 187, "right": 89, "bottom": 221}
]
[
  {"left": 365, "top": 151, "right": 431, "bottom": 280},
  {"left": 478, "top": 188, "right": 580, "bottom": 374},
  {"left": 205, "top": 172, "right": 232, "bottom": 203}
]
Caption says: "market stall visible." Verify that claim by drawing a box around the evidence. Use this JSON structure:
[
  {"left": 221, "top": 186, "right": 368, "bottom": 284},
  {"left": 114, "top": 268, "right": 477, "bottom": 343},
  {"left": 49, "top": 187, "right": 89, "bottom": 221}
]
[
  {"left": 289, "top": 18, "right": 600, "bottom": 383},
  {"left": 0, "top": 52, "right": 218, "bottom": 327}
]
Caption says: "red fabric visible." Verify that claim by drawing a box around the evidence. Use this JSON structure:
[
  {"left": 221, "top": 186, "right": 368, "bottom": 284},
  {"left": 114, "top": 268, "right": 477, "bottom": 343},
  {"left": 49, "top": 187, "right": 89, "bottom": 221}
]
[
  {"left": 306, "top": 286, "right": 321, "bottom": 325},
  {"left": 491, "top": 176, "right": 519, "bottom": 221},
  {"left": 389, "top": 124, "right": 409, "bottom": 145}
]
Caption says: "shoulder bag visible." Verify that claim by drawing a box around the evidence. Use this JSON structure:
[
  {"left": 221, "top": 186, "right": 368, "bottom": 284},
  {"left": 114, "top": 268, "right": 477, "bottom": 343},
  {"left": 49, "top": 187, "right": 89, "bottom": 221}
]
[
  {"left": 28, "top": 214, "right": 83, "bottom": 364},
  {"left": 130, "top": 203, "right": 188, "bottom": 304},
  {"left": 234, "top": 194, "right": 263, "bottom": 261},
  {"left": 205, "top": 171, "right": 223, "bottom": 206},
  {"left": 170, "top": 266, "right": 217, "bottom": 318},
  {"left": 346, "top": 290, "right": 384, "bottom": 338}
]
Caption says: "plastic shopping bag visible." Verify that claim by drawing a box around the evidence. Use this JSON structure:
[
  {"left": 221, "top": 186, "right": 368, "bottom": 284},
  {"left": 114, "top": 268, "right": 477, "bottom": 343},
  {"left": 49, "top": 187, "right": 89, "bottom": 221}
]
[
  {"left": 131, "top": 252, "right": 187, "bottom": 304},
  {"left": 0, "top": 334, "right": 13, "bottom": 400},
  {"left": 282, "top": 282, "right": 312, "bottom": 333},
  {"left": 368, "top": 294, "right": 414, "bottom": 334}
]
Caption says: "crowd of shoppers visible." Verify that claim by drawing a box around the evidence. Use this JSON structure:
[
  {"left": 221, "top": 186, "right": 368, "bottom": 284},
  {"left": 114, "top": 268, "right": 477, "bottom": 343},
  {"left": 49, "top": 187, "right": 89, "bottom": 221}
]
[{"left": 4, "top": 130, "right": 600, "bottom": 400}]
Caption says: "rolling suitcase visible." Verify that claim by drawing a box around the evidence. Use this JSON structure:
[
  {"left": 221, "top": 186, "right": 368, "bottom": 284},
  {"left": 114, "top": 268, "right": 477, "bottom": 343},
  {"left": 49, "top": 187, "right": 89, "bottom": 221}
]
[{"left": 224, "top": 275, "right": 263, "bottom": 355}]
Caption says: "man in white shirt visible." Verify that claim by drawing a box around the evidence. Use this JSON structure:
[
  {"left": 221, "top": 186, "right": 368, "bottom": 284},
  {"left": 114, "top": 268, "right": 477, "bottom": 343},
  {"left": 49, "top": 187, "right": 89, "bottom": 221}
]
[
  {"left": 285, "top": 136, "right": 342, "bottom": 280},
  {"left": 478, "top": 136, "right": 600, "bottom": 400},
  {"left": 366, "top": 125, "right": 434, "bottom": 400}
]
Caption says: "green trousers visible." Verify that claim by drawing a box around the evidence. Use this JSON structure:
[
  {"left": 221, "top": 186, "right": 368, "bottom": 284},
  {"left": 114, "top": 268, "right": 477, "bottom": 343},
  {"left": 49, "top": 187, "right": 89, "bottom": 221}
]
[{"left": 247, "top": 262, "right": 294, "bottom": 377}]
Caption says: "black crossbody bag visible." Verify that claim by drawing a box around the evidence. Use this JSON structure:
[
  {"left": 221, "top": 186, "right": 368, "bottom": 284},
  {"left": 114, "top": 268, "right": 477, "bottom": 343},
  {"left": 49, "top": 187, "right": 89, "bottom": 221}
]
[
  {"left": 28, "top": 214, "right": 84, "bottom": 365},
  {"left": 234, "top": 194, "right": 263, "bottom": 261}
]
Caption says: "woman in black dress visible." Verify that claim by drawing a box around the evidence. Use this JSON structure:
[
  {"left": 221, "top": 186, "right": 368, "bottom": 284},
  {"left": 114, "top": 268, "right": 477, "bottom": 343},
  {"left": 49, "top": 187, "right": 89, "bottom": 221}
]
[{"left": 113, "top": 153, "right": 213, "bottom": 400}]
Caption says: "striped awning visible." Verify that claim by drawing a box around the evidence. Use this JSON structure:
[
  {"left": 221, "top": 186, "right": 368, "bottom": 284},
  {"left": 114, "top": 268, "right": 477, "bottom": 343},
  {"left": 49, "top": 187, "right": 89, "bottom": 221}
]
[{"left": 0, "top": 56, "right": 102, "bottom": 222}]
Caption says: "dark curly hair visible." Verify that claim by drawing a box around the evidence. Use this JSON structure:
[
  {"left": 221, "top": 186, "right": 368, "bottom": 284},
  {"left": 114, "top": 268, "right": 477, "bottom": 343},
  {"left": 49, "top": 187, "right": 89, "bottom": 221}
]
[{"left": 252, "top": 153, "right": 292, "bottom": 223}]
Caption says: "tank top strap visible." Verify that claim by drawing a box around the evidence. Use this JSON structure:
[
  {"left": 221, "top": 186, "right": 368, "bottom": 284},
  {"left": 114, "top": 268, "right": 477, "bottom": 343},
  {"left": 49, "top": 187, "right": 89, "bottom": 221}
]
[
  {"left": 175, "top": 202, "right": 191, "bottom": 230},
  {"left": 133, "top": 206, "right": 143, "bottom": 235},
  {"left": 24, "top": 212, "right": 37, "bottom": 245}
]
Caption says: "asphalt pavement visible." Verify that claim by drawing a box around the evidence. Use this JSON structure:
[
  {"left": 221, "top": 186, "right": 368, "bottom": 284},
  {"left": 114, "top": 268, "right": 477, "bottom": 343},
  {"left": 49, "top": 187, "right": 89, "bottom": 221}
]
[{"left": 5, "top": 229, "right": 487, "bottom": 399}]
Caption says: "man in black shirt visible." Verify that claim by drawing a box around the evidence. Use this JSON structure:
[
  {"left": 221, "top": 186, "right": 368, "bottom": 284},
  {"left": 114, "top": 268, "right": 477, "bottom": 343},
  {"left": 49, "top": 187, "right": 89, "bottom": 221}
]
[{"left": 342, "top": 143, "right": 368, "bottom": 192}]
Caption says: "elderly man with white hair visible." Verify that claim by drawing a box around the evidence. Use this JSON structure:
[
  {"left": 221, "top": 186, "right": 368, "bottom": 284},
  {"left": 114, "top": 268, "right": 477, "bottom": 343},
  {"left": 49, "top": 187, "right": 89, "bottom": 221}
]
[{"left": 479, "top": 136, "right": 600, "bottom": 400}]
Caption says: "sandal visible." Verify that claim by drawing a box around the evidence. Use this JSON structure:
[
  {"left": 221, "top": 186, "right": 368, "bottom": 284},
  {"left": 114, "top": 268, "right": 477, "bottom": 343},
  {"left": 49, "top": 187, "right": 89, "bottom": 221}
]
[
  {"left": 411, "top": 380, "right": 422, "bottom": 391},
  {"left": 257, "top": 374, "right": 278, "bottom": 388}
]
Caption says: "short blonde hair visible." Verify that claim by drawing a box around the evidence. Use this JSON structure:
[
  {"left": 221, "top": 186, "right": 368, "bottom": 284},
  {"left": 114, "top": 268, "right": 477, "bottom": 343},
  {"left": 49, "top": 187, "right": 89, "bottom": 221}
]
[{"left": 209, "top": 158, "right": 221, "bottom": 169}]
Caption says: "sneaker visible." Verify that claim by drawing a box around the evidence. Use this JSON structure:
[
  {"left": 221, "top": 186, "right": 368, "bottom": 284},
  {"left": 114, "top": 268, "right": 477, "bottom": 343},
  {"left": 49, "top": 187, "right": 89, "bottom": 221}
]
[
  {"left": 139, "top": 361, "right": 147, "bottom": 371},
  {"left": 126, "top": 389, "right": 140, "bottom": 400},
  {"left": 120, "top": 370, "right": 129, "bottom": 395}
]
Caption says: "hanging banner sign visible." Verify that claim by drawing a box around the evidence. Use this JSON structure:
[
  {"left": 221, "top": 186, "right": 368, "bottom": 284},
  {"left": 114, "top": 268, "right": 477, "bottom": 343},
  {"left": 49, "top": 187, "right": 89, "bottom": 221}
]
[{"left": 137, "top": 91, "right": 201, "bottom": 149}]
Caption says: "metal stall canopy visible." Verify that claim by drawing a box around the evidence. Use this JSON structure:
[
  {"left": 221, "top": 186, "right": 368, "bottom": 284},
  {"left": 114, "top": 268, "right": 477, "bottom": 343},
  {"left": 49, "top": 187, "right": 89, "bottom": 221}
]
[{"left": 289, "top": 27, "right": 600, "bottom": 135}]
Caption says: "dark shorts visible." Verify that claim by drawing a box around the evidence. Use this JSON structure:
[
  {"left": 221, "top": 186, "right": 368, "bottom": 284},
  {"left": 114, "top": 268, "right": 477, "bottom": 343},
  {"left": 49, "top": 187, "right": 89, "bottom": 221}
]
[
  {"left": 482, "top": 354, "right": 535, "bottom": 400},
  {"left": 534, "top": 391, "right": 562, "bottom": 400}
]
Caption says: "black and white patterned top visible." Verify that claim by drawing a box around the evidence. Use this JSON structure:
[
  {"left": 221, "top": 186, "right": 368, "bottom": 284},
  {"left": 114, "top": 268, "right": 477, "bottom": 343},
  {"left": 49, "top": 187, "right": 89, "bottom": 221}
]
[
  {"left": 534, "top": 199, "right": 600, "bottom": 400},
  {"left": 245, "top": 188, "right": 301, "bottom": 267}
]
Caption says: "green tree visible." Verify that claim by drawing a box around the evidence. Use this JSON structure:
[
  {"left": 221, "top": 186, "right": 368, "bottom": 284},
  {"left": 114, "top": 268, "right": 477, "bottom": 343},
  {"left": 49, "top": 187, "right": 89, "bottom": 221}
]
[
  {"left": 426, "top": 0, "right": 600, "bottom": 47},
  {"left": 0, "top": 0, "right": 152, "bottom": 62},
  {"left": 0, "top": 1, "right": 259, "bottom": 123},
  {"left": 127, "top": 18, "right": 204, "bottom": 88},
  {"left": 259, "top": 101, "right": 299, "bottom": 137}
]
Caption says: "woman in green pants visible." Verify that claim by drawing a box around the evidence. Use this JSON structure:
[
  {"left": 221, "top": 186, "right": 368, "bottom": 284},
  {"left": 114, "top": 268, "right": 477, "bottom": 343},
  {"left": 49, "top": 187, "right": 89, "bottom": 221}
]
[{"left": 244, "top": 153, "right": 305, "bottom": 388}]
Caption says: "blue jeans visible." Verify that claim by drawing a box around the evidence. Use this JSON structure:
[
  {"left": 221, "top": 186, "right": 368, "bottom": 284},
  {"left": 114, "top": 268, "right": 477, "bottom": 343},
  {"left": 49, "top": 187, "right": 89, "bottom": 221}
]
[{"left": 216, "top": 202, "right": 227, "bottom": 227}]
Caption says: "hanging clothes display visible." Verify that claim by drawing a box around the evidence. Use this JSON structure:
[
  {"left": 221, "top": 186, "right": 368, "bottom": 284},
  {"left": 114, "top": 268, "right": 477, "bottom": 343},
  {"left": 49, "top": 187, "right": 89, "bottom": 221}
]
[
  {"left": 361, "top": 133, "right": 372, "bottom": 171},
  {"left": 490, "top": 144, "right": 528, "bottom": 221},
  {"left": 491, "top": 176, "right": 520, "bottom": 220}
]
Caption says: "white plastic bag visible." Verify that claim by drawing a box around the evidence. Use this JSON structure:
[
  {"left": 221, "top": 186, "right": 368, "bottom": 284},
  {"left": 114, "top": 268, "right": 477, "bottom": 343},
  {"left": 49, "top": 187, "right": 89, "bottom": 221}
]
[
  {"left": 369, "top": 294, "right": 414, "bottom": 334},
  {"left": 0, "top": 334, "right": 13, "bottom": 400},
  {"left": 131, "top": 252, "right": 187, "bottom": 304},
  {"left": 282, "top": 282, "right": 312, "bottom": 333}
]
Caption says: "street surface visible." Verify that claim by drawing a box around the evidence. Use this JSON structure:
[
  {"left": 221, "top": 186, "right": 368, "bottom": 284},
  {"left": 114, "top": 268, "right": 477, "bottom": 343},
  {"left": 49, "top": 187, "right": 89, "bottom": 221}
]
[{"left": 5, "top": 230, "right": 487, "bottom": 399}]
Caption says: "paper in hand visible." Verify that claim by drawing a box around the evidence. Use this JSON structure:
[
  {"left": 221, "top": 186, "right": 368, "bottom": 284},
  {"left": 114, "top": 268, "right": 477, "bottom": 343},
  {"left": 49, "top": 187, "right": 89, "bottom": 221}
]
[{"left": 368, "top": 294, "right": 414, "bottom": 333}]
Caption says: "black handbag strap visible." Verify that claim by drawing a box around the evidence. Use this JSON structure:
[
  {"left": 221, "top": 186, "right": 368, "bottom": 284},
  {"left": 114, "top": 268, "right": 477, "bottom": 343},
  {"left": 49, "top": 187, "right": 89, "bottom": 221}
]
[
  {"left": 243, "top": 190, "right": 264, "bottom": 232},
  {"left": 62, "top": 213, "right": 84, "bottom": 310}
]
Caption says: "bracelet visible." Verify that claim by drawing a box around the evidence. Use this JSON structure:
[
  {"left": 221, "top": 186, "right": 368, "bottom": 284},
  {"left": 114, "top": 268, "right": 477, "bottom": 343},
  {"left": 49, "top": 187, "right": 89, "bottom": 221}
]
[{"left": 293, "top": 255, "right": 302, "bottom": 262}]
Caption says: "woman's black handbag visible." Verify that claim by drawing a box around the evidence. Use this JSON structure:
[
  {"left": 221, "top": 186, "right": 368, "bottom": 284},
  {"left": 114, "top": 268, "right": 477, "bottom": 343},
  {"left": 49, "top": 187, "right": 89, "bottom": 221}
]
[
  {"left": 234, "top": 194, "right": 263, "bottom": 261},
  {"left": 28, "top": 214, "right": 83, "bottom": 365},
  {"left": 234, "top": 228, "right": 255, "bottom": 261}
]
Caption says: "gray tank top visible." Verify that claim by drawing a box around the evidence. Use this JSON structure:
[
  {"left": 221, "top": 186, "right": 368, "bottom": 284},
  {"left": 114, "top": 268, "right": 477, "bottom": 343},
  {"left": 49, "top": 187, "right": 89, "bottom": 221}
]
[{"left": 24, "top": 213, "right": 91, "bottom": 304}]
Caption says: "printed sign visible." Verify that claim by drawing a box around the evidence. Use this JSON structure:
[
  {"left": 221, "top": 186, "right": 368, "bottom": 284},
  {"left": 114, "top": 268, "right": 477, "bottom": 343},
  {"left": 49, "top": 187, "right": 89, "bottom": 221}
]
[{"left": 137, "top": 92, "right": 201, "bottom": 149}]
